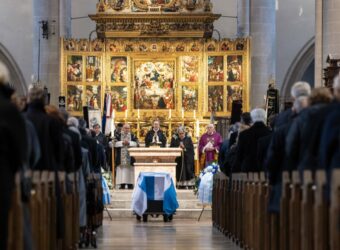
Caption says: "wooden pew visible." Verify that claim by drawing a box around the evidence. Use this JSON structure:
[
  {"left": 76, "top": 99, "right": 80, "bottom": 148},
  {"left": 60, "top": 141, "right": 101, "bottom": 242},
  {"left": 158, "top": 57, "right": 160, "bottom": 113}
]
[
  {"left": 7, "top": 172, "right": 23, "bottom": 250},
  {"left": 289, "top": 171, "right": 302, "bottom": 250},
  {"left": 330, "top": 169, "right": 340, "bottom": 250},
  {"left": 48, "top": 172, "right": 57, "bottom": 250},
  {"left": 314, "top": 170, "right": 329, "bottom": 250},
  {"left": 30, "top": 171, "right": 43, "bottom": 250},
  {"left": 280, "top": 171, "right": 291, "bottom": 250},
  {"left": 301, "top": 170, "right": 314, "bottom": 250}
]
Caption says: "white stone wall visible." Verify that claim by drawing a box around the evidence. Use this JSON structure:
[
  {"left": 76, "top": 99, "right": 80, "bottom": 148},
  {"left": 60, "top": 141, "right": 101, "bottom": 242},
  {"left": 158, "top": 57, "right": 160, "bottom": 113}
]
[
  {"left": 0, "top": 0, "right": 34, "bottom": 92},
  {"left": 276, "top": 0, "right": 315, "bottom": 91}
]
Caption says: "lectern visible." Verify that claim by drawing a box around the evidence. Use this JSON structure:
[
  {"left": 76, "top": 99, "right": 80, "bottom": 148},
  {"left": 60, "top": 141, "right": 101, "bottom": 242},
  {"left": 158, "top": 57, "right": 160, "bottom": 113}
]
[{"left": 128, "top": 148, "right": 182, "bottom": 186}]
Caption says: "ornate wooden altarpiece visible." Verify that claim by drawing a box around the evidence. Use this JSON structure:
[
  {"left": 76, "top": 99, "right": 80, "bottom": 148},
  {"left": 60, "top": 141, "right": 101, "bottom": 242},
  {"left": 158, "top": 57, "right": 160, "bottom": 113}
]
[{"left": 60, "top": 0, "right": 250, "bottom": 143}]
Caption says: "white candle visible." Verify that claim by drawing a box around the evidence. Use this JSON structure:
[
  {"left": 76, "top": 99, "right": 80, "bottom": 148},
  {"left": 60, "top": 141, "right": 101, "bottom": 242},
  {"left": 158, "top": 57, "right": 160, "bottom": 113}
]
[
  {"left": 193, "top": 110, "right": 196, "bottom": 119},
  {"left": 125, "top": 109, "right": 128, "bottom": 119},
  {"left": 181, "top": 108, "right": 184, "bottom": 119},
  {"left": 196, "top": 119, "right": 200, "bottom": 137},
  {"left": 169, "top": 108, "right": 172, "bottom": 119},
  {"left": 137, "top": 108, "right": 140, "bottom": 119}
]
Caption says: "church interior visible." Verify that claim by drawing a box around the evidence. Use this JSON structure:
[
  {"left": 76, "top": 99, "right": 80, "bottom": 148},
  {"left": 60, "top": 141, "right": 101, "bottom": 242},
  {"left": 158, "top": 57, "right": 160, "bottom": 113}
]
[{"left": 0, "top": 0, "right": 340, "bottom": 249}]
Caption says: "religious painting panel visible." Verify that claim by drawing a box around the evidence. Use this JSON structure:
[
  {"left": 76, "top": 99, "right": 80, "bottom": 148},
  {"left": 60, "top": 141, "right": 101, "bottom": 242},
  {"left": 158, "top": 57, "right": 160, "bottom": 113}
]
[
  {"left": 66, "top": 85, "right": 83, "bottom": 112},
  {"left": 182, "top": 85, "right": 198, "bottom": 111},
  {"left": 226, "top": 55, "right": 243, "bottom": 82},
  {"left": 134, "top": 60, "right": 175, "bottom": 109},
  {"left": 85, "top": 85, "right": 101, "bottom": 110},
  {"left": 208, "top": 85, "right": 223, "bottom": 112},
  {"left": 66, "top": 55, "right": 82, "bottom": 82},
  {"left": 110, "top": 57, "right": 128, "bottom": 83},
  {"left": 110, "top": 86, "right": 128, "bottom": 112},
  {"left": 208, "top": 56, "right": 224, "bottom": 82},
  {"left": 88, "top": 110, "right": 102, "bottom": 130},
  {"left": 181, "top": 56, "right": 199, "bottom": 82},
  {"left": 227, "top": 84, "right": 243, "bottom": 112},
  {"left": 86, "top": 56, "right": 101, "bottom": 82}
]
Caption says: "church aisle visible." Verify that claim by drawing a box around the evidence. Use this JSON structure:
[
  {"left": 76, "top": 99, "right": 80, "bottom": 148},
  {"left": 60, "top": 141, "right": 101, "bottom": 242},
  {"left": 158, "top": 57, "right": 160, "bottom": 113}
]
[{"left": 88, "top": 219, "right": 241, "bottom": 250}]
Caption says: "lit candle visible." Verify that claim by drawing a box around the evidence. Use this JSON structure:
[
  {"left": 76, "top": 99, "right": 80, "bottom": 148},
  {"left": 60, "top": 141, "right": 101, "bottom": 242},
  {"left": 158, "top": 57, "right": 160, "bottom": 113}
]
[
  {"left": 196, "top": 119, "right": 200, "bottom": 137},
  {"left": 181, "top": 108, "right": 184, "bottom": 119},
  {"left": 193, "top": 110, "right": 196, "bottom": 119},
  {"left": 125, "top": 109, "right": 128, "bottom": 120},
  {"left": 137, "top": 108, "right": 140, "bottom": 119},
  {"left": 168, "top": 108, "right": 172, "bottom": 119}
]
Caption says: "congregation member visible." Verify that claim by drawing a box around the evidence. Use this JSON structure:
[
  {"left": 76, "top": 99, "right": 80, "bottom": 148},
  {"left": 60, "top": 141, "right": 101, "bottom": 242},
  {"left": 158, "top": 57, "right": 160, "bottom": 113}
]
[
  {"left": 114, "top": 123, "right": 139, "bottom": 189},
  {"left": 170, "top": 126, "right": 195, "bottom": 188},
  {"left": 285, "top": 87, "right": 333, "bottom": 174},
  {"left": 233, "top": 108, "right": 271, "bottom": 173},
  {"left": 145, "top": 119, "right": 167, "bottom": 147},
  {"left": 198, "top": 123, "right": 222, "bottom": 168},
  {"left": 0, "top": 63, "right": 28, "bottom": 250},
  {"left": 266, "top": 81, "right": 311, "bottom": 212}
]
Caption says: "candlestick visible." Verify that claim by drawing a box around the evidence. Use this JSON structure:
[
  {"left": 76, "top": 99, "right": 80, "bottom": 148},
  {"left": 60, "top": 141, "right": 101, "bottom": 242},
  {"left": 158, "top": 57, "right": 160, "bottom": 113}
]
[
  {"left": 195, "top": 119, "right": 200, "bottom": 137},
  {"left": 111, "top": 109, "right": 115, "bottom": 137},
  {"left": 125, "top": 109, "right": 128, "bottom": 120},
  {"left": 137, "top": 108, "right": 140, "bottom": 119},
  {"left": 168, "top": 108, "right": 172, "bottom": 119},
  {"left": 181, "top": 108, "right": 184, "bottom": 119},
  {"left": 193, "top": 110, "right": 196, "bottom": 119}
]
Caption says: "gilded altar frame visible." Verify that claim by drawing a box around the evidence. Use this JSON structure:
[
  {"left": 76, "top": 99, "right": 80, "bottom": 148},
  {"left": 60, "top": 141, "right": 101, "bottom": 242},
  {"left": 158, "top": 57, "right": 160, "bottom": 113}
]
[{"left": 60, "top": 38, "right": 250, "bottom": 141}]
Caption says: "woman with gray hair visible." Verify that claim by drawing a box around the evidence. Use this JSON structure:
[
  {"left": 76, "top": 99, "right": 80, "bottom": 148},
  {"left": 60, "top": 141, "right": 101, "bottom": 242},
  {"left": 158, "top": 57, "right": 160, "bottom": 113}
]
[
  {"left": 170, "top": 126, "right": 195, "bottom": 188},
  {"left": 233, "top": 108, "right": 272, "bottom": 173}
]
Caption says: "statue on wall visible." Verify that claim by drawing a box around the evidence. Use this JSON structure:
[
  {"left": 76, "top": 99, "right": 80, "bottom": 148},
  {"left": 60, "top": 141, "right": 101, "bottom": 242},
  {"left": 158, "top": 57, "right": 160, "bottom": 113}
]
[{"left": 111, "top": 0, "right": 125, "bottom": 10}]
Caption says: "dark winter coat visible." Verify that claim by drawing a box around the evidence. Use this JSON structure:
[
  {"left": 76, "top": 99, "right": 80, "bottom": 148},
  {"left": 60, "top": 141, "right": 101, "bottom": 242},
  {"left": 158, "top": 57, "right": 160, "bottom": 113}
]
[
  {"left": 0, "top": 84, "right": 27, "bottom": 250},
  {"left": 233, "top": 122, "right": 272, "bottom": 173}
]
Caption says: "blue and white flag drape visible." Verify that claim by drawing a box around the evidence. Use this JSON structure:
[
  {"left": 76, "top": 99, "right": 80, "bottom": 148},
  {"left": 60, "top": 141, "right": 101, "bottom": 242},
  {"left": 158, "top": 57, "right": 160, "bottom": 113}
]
[
  {"left": 102, "top": 175, "right": 111, "bottom": 205},
  {"left": 131, "top": 172, "right": 179, "bottom": 216},
  {"left": 198, "top": 172, "right": 214, "bottom": 204}
]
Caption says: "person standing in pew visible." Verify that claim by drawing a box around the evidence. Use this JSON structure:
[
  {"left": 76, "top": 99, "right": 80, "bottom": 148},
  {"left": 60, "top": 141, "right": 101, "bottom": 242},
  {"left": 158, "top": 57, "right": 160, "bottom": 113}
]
[
  {"left": 0, "top": 63, "right": 28, "bottom": 250},
  {"left": 233, "top": 108, "right": 271, "bottom": 173},
  {"left": 145, "top": 119, "right": 167, "bottom": 147},
  {"left": 285, "top": 87, "right": 332, "bottom": 174},
  {"left": 265, "top": 81, "right": 311, "bottom": 213}
]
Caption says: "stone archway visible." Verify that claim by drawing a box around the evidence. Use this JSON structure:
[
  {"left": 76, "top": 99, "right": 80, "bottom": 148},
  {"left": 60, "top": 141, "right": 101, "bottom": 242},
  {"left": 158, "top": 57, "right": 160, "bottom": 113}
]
[
  {"left": 280, "top": 38, "right": 315, "bottom": 104},
  {"left": 0, "top": 42, "right": 27, "bottom": 95}
]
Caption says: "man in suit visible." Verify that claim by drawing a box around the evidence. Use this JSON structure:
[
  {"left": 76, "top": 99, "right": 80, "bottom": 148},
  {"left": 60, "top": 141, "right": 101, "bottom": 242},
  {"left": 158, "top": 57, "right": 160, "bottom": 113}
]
[{"left": 145, "top": 120, "right": 167, "bottom": 147}]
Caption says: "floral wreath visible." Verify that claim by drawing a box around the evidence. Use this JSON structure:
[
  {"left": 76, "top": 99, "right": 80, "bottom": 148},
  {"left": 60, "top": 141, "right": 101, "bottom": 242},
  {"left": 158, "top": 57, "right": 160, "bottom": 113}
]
[{"left": 193, "top": 161, "right": 220, "bottom": 195}]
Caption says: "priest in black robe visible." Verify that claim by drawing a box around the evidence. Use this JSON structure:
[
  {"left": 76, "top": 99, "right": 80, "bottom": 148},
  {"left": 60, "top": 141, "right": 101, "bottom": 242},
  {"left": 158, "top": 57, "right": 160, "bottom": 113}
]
[
  {"left": 145, "top": 120, "right": 167, "bottom": 147},
  {"left": 170, "top": 126, "right": 195, "bottom": 188}
]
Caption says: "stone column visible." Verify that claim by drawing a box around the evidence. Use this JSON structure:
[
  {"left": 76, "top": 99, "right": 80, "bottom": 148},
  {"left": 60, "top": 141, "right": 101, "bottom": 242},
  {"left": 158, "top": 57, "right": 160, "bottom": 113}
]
[
  {"left": 237, "top": 0, "right": 250, "bottom": 37},
  {"left": 249, "top": 0, "right": 276, "bottom": 109},
  {"left": 314, "top": 0, "right": 323, "bottom": 87},
  {"left": 33, "top": 0, "right": 71, "bottom": 106}
]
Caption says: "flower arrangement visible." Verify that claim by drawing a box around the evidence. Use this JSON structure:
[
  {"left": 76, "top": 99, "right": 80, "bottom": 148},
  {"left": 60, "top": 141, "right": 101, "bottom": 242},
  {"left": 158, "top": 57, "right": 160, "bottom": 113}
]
[
  {"left": 193, "top": 162, "right": 220, "bottom": 195},
  {"left": 101, "top": 170, "right": 114, "bottom": 190}
]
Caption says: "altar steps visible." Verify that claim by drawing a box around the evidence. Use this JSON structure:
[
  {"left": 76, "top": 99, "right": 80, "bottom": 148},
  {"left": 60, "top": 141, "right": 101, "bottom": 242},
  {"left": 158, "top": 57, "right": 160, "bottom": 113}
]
[{"left": 105, "top": 189, "right": 211, "bottom": 220}]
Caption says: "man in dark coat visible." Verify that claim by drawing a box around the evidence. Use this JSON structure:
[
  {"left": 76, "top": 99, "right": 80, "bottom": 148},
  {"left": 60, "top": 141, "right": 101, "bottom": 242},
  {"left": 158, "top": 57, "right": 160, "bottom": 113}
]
[
  {"left": 170, "top": 126, "right": 195, "bottom": 187},
  {"left": 145, "top": 120, "right": 167, "bottom": 147},
  {"left": 25, "top": 86, "right": 64, "bottom": 171},
  {"left": 285, "top": 87, "right": 332, "bottom": 174},
  {"left": 266, "top": 81, "right": 311, "bottom": 213},
  {"left": 0, "top": 68, "right": 27, "bottom": 250},
  {"left": 233, "top": 108, "right": 271, "bottom": 173}
]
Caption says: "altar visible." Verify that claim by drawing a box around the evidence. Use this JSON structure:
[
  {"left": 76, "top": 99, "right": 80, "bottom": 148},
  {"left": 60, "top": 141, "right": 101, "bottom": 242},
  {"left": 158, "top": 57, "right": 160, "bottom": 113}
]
[{"left": 129, "top": 147, "right": 182, "bottom": 186}]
